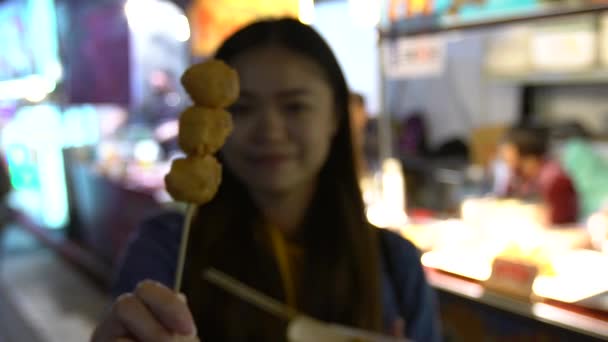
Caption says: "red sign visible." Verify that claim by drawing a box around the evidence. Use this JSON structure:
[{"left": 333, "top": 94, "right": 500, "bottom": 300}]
[{"left": 485, "top": 257, "right": 538, "bottom": 299}]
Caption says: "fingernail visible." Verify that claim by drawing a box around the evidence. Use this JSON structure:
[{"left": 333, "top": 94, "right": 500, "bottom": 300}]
[
  {"left": 151, "top": 280, "right": 165, "bottom": 288},
  {"left": 176, "top": 293, "right": 196, "bottom": 336},
  {"left": 178, "top": 293, "right": 187, "bottom": 303},
  {"left": 182, "top": 323, "right": 197, "bottom": 337},
  {"left": 136, "top": 280, "right": 163, "bottom": 291}
]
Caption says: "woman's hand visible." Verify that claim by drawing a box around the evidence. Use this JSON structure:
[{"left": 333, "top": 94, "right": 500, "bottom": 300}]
[
  {"left": 91, "top": 280, "right": 198, "bottom": 342},
  {"left": 390, "top": 318, "right": 405, "bottom": 339}
]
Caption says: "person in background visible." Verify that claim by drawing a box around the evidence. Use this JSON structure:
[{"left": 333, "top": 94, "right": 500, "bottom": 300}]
[
  {"left": 349, "top": 92, "right": 369, "bottom": 178},
  {"left": 498, "top": 125, "right": 578, "bottom": 225},
  {"left": 92, "top": 18, "right": 440, "bottom": 342},
  {"left": 398, "top": 112, "right": 429, "bottom": 158}
]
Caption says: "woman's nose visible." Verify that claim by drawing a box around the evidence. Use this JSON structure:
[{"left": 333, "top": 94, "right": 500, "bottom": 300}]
[{"left": 253, "top": 106, "right": 287, "bottom": 142}]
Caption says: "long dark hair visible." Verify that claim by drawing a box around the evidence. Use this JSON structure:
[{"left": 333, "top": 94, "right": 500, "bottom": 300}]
[{"left": 182, "top": 18, "right": 382, "bottom": 340}]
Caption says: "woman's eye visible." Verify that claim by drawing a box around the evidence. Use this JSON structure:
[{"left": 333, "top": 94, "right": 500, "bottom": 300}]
[
  {"left": 283, "top": 102, "right": 310, "bottom": 115},
  {"left": 230, "top": 103, "right": 253, "bottom": 116}
]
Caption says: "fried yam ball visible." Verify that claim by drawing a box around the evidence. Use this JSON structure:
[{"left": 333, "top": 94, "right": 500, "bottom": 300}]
[
  {"left": 178, "top": 106, "right": 233, "bottom": 156},
  {"left": 165, "top": 156, "right": 222, "bottom": 204},
  {"left": 181, "top": 60, "right": 239, "bottom": 108}
]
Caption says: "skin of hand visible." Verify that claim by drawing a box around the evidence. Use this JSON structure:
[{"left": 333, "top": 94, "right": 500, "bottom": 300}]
[
  {"left": 390, "top": 318, "right": 405, "bottom": 339},
  {"left": 91, "top": 280, "right": 197, "bottom": 342}
]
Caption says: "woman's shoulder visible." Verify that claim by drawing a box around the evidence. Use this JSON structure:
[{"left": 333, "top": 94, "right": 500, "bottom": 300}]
[
  {"left": 131, "top": 210, "right": 186, "bottom": 257},
  {"left": 376, "top": 227, "right": 442, "bottom": 341},
  {"left": 139, "top": 210, "right": 185, "bottom": 240},
  {"left": 112, "top": 210, "right": 184, "bottom": 296},
  {"left": 129, "top": 210, "right": 186, "bottom": 266},
  {"left": 376, "top": 227, "right": 422, "bottom": 263},
  {"left": 375, "top": 227, "right": 426, "bottom": 294}
]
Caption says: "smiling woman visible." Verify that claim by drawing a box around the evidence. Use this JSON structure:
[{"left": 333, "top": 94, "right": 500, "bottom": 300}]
[
  {"left": 95, "top": 18, "right": 441, "bottom": 342},
  {"left": 224, "top": 46, "right": 337, "bottom": 198}
]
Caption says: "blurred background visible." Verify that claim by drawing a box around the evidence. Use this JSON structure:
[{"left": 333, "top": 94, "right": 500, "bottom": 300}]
[{"left": 1, "top": 0, "right": 608, "bottom": 340}]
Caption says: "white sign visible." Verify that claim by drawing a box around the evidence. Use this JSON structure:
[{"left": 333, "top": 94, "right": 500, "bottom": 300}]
[
  {"left": 600, "top": 12, "right": 608, "bottom": 67},
  {"left": 382, "top": 35, "right": 445, "bottom": 79},
  {"left": 530, "top": 15, "right": 596, "bottom": 72},
  {"left": 485, "top": 26, "right": 532, "bottom": 76}
]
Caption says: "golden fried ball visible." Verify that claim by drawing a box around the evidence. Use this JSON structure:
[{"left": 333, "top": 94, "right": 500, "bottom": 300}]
[
  {"left": 164, "top": 155, "right": 222, "bottom": 204},
  {"left": 181, "top": 59, "right": 239, "bottom": 108},
  {"left": 178, "top": 106, "right": 233, "bottom": 156}
]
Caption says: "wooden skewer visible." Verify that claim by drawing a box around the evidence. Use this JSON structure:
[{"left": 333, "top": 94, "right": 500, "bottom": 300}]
[{"left": 174, "top": 204, "right": 197, "bottom": 292}]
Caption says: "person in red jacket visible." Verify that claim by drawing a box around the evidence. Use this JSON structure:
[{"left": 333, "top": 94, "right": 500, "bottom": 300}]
[{"left": 498, "top": 126, "right": 578, "bottom": 225}]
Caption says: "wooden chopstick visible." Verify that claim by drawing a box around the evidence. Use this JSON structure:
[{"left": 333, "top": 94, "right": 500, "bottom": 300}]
[
  {"left": 202, "top": 268, "right": 299, "bottom": 321},
  {"left": 202, "top": 268, "right": 411, "bottom": 342}
]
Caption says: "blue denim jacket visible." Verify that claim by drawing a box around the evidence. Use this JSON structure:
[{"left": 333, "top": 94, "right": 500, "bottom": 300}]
[{"left": 113, "top": 212, "right": 441, "bottom": 341}]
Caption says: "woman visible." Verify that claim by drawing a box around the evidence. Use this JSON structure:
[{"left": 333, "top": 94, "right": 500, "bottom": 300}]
[{"left": 93, "top": 18, "right": 440, "bottom": 341}]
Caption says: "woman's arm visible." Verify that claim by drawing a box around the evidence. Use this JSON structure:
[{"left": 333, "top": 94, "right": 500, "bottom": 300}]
[
  {"left": 381, "top": 230, "right": 442, "bottom": 342},
  {"left": 112, "top": 211, "right": 184, "bottom": 297}
]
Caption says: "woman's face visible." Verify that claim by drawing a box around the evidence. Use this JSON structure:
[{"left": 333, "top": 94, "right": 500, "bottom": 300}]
[{"left": 222, "top": 46, "right": 337, "bottom": 195}]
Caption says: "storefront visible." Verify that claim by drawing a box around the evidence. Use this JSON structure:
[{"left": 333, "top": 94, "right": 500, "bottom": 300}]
[
  {"left": 377, "top": 0, "right": 608, "bottom": 339},
  {"left": 0, "top": 0, "right": 68, "bottom": 230}
]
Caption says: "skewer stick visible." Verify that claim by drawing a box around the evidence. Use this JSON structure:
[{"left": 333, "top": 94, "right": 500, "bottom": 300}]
[
  {"left": 203, "top": 268, "right": 299, "bottom": 321},
  {"left": 174, "top": 204, "right": 197, "bottom": 292}
]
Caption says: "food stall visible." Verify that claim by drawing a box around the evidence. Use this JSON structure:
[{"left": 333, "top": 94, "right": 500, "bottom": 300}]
[
  {"left": 376, "top": 0, "right": 608, "bottom": 339},
  {"left": 394, "top": 199, "right": 607, "bottom": 340}
]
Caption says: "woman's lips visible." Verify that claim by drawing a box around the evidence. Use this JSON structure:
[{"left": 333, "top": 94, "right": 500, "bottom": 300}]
[{"left": 249, "top": 154, "right": 292, "bottom": 168}]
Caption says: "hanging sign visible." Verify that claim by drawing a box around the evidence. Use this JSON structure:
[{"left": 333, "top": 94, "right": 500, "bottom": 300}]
[{"left": 382, "top": 35, "right": 445, "bottom": 78}]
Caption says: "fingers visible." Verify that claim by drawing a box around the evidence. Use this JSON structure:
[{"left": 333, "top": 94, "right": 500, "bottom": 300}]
[
  {"left": 391, "top": 317, "right": 406, "bottom": 338},
  {"left": 113, "top": 293, "right": 173, "bottom": 342},
  {"left": 91, "top": 308, "right": 129, "bottom": 342},
  {"left": 92, "top": 280, "right": 197, "bottom": 342},
  {"left": 134, "top": 280, "right": 197, "bottom": 337}
]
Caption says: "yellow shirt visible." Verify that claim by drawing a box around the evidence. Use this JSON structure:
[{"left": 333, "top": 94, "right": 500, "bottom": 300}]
[{"left": 265, "top": 225, "right": 304, "bottom": 309}]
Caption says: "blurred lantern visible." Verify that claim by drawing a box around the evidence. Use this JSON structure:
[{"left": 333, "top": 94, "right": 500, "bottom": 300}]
[
  {"left": 125, "top": 0, "right": 190, "bottom": 42},
  {"left": 188, "top": 0, "right": 300, "bottom": 56},
  {"left": 365, "top": 158, "right": 409, "bottom": 229},
  {"left": 349, "top": 0, "right": 381, "bottom": 27},
  {"left": 299, "top": 0, "right": 315, "bottom": 24}
]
